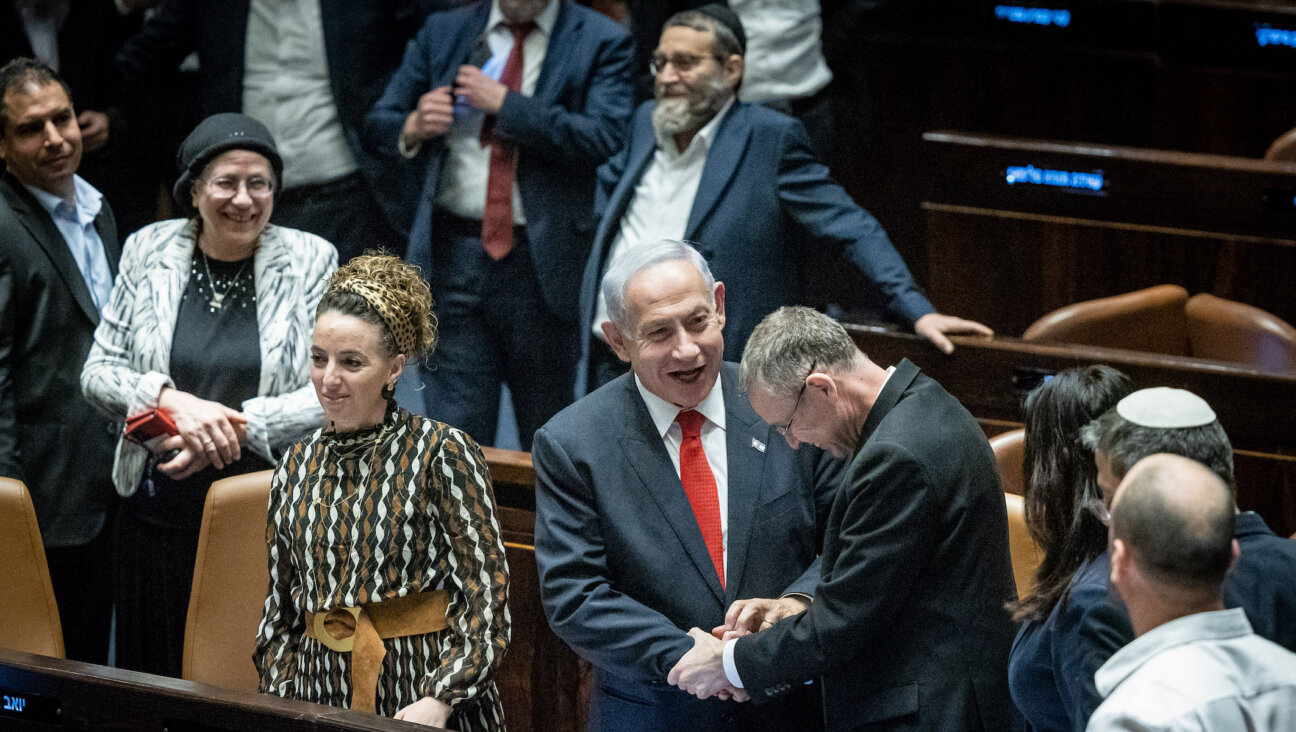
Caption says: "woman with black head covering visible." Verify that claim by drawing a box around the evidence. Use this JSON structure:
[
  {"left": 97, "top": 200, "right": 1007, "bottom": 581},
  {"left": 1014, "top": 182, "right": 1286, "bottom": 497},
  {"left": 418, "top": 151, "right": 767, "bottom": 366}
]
[{"left": 82, "top": 113, "right": 337, "bottom": 676}]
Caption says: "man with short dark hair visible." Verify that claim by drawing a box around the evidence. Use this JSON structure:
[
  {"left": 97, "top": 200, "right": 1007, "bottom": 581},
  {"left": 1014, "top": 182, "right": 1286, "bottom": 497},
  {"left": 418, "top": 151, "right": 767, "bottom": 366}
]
[
  {"left": 0, "top": 57, "right": 119, "bottom": 664},
  {"left": 534, "top": 241, "right": 841, "bottom": 730},
  {"left": 1088, "top": 453, "right": 1296, "bottom": 731},
  {"left": 668, "top": 305, "right": 1018, "bottom": 731},
  {"left": 580, "top": 5, "right": 990, "bottom": 391}
]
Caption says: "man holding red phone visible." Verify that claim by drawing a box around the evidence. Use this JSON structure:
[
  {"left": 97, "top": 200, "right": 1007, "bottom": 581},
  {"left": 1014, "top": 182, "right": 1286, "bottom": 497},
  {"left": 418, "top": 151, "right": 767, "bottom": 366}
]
[{"left": 0, "top": 58, "right": 120, "bottom": 665}]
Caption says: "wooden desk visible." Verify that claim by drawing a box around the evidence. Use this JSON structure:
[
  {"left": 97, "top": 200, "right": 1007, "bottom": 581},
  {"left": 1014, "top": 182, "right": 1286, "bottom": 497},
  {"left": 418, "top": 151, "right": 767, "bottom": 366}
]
[
  {"left": 845, "top": 324, "right": 1296, "bottom": 535},
  {"left": 0, "top": 648, "right": 426, "bottom": 731},
  {"left": 920, "top": 131, "right": 1296, "bottom": 335}
]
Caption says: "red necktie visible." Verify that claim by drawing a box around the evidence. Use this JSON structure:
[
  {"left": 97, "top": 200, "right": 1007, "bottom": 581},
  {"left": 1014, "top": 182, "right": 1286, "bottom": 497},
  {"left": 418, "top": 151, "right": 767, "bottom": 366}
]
[
  {"left": 481, "top": 22, "right": 535, "bottom": 260},
  {"left": 676, "top": 410, "right": 724, "bottom": 589}
]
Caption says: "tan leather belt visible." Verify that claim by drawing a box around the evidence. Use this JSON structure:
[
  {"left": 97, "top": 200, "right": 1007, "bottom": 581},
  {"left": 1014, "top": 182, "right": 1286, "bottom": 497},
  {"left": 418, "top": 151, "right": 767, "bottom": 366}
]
[{"left": 305, "top": 590, "right": 450, "bottom": 712}]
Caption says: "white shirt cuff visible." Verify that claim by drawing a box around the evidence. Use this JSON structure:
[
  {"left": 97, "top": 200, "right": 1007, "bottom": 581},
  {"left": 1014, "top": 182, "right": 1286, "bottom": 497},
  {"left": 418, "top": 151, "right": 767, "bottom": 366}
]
[{"left": 722, "top": 638, "right": 744, "bottom": 689}]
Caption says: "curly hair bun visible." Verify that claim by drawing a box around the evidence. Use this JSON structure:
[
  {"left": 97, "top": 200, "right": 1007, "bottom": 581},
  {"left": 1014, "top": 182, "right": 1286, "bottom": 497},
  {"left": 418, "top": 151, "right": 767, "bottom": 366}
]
[{"left": 325, "top": 252, "right": 437, "bottom": 360}]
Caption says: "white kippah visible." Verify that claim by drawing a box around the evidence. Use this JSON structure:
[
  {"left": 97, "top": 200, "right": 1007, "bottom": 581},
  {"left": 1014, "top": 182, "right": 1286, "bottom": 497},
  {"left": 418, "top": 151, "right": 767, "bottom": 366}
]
[{"left": 1115, "top": 387, "right": 1216, "bottom": 429}]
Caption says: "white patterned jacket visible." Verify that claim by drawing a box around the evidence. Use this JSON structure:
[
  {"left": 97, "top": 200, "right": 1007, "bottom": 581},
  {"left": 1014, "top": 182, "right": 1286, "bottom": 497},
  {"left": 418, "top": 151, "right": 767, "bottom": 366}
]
[{"left": 81, "top": 218, "right": 338, "bottom": 497}]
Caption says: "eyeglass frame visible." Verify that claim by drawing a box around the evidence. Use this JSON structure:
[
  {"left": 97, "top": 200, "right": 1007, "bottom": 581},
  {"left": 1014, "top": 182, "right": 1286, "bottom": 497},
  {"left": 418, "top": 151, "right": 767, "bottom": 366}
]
[
  {"left": 198, "top": 175, "right": 276, "bottom": 200},
  {"left": 776, "top": 360, "right": 817, "bottom": 436},
  {"left": 648, "top": 52, "right": 726, "bottom": 76}
]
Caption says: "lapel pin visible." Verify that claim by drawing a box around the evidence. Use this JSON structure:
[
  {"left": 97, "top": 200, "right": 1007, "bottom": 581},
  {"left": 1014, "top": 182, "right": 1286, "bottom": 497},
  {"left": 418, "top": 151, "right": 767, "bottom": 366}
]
[{"left": 751, "top": 437, "right": 766, "bottom": 452}]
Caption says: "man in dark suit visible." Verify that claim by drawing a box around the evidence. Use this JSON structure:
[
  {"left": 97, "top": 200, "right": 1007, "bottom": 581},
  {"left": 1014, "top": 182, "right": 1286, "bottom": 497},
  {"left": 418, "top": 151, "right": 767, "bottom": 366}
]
[
  {"left": 114, "top": 0, "right": 428, "bottom": 259},
  {"left": 534, "top": 240, "right": 841, "bottom": 730},
  {"left": 0, "top": 58, "right": 120, "bottom": 664},
  {"left": 365, "top": 0, "right": 633, "bottom": 449},
  {"left": 670, "top": 306, "right": 1018, "bottom": 731},
  {"left": 581, "top": 5, "right": 989, "bottom": 391}
]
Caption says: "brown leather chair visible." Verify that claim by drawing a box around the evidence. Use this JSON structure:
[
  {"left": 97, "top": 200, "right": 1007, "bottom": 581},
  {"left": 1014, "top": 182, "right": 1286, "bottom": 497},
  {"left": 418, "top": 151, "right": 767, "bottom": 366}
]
[
  {"left": 990, "top": 430, "right": 1042, "bottom": 597},
  {"left": 1186, "top": 293, "right": 1296, "bottom": 374},
  {"left": 0, "top": 478, "right": 64, "bottom": 658},
  {"left": 182, "top": 470, "right": 275, "bottom": 692},
  {"left": 1264, "top": 127, "right": 1296, "bottom": 163},
  {"left": 989, "top": 429, "right": 1026, "bottom": 497},
  {"left": 1022, "top": 284, "right": 1190, "bottom": 355}
]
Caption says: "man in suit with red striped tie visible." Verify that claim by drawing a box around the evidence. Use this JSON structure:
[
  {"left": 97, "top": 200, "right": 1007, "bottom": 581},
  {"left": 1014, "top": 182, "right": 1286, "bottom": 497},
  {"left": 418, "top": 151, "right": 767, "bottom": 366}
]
[
  {"left": 365, "top": 0, "right": 634, "bottom": 449},
  {"left": 533, "top": 239, "right": 843, "bottom": 730}
]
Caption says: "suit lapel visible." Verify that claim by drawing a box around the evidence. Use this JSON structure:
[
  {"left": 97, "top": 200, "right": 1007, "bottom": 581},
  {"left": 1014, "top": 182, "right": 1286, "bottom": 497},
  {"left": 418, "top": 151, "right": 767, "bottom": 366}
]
[
  {"left": 686, "top": 104, "right": 750, "bottom": 239},
  {"left": 2, "top": 176, "right": 100, "bottom": 325},
  {"left": 95, "top": 211, "right": 121, "bottom": 278},
  {"left": 451, "top": 3, "right": 493, "bottom": 84},
  {"left": 858, "top": 359, "right": 921, "bottom": 444},
  {"left": 532, "top": 0, "right": 575, "bottom": 103},
  {"left": 617, "top": 378, "right": 726, "bottom": 603},
  {"left": 720, "top": 369, "right": 768, "bottom": 604}
]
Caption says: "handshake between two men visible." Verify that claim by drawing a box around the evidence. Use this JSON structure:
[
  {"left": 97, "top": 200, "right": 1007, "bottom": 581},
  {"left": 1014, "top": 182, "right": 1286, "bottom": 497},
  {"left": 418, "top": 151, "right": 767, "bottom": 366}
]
[{"left": 667, "top": 596, "right": 810, "bottom": 702}]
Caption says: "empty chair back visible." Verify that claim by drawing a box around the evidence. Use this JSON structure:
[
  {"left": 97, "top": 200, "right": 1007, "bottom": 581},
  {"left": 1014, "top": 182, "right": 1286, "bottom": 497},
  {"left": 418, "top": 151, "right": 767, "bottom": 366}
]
[
  {"left": 1022, "top": 285, "right": 1190, "bottom": 355},
  {"left": 1186, "top": 293, "right": 1296, "bottom": 374},
  {"left": 1004, "top": 492, "right": 1042, "bottom": 599},
  {"left": 989, "top": 429, "right": 1026, "bottom": 496},
  {"left": 1264, "top": 127, "right": 1296, "bottom": 163},
  {"left": 183, "top": 470, "right": 274, "bottom": 692},
  {"left": 0, "top": 478, "right": 64, "bottom": 658}
]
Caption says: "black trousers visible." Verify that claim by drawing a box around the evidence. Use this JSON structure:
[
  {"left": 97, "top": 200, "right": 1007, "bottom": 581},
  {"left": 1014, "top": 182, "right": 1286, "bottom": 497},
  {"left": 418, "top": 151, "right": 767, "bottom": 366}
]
[
  {"left": 44, "top": 508, "right": 115, "bottom": 665},
  {"left": 396, "top": 212, "right": 577, "bottom": 451}
]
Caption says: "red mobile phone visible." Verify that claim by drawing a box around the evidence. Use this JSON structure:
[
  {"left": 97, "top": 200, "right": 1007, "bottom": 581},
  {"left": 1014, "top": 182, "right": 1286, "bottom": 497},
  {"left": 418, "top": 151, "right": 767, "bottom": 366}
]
[{"left": 124, "top": 409, "right": 179, "bottom": 447}]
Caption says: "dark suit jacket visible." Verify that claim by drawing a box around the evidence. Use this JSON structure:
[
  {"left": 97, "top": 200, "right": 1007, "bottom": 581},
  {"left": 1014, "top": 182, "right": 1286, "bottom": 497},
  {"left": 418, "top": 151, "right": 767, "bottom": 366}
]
[
  {"left": 1053, "top": 512, "right": 1296, "bottom": 732},
  {"left": 580, "top": 101, "right": 934, "bottom": 375},
  {"left": 533, "top": 363, "right": 842, "bottom": 729},
  {"left": 113, "top": 0, "right": 426, "bottom": 233},
  {"left": 733, "top": 360, "right": 1018, "bottom": 731},
  {"left": 0, "top": 173, "right": 120, "bottom": 547},
  {"left": 364, "top": 0, "right": 634, "bottom": 320}
]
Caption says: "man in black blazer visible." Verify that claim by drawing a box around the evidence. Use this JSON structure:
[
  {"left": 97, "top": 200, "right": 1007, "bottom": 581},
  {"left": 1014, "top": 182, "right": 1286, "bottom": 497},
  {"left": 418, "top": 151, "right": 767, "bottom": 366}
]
[
  {"left": 670, "top": 306, "right": 1018, "bottom": 731},
  {"left": 534, "top": 240, "right": 842, "bottom": 730},
  {"left": 0, "top": 59, "right": 121, "bottom": 664},
  {"left": 114, "top": 0, "right": 430, "bottom": 259}
]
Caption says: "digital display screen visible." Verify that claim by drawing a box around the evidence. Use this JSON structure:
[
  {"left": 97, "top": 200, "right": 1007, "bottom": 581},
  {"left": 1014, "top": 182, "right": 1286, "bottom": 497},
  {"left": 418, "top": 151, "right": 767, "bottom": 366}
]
[
  {"left": 994, "top": 5, "right": 1072, "bottom": 28},
  {"left": 0, "top": 688, "right": 61, "bottom": 723},
  {"left": 1005, "top": 164, "right": 1106, "bottom": 195},
  {"left": 1255, "top": 24, "right": 1296, "bottom": 48}
]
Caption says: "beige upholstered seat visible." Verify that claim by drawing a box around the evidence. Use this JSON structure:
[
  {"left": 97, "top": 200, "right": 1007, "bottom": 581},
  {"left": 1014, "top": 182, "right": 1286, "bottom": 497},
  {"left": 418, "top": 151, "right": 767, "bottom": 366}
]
[
  {"left": 0, "top": 478, "right": 64, "bottom": 658},
  {"left": 1264, "top": 127, "right": 1296, "bottom": 163},
  {"left": 183, "top": 470, "right": 274, "bottom": 692},
  {"left": 990, "top": 430, "right": 1042, "bottom": 598}
]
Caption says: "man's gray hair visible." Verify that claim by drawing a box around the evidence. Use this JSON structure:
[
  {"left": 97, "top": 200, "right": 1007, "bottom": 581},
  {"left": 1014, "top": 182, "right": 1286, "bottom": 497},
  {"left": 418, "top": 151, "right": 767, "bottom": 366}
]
[
  {"left": 602, "top": 240, "right": 716, "bottom": 334},
  {"left": 739, "top": 306, "right": 858, "bottom": 398},
  {"left": 1080, "top": 409, "right": 1236, "bottom": 494}
]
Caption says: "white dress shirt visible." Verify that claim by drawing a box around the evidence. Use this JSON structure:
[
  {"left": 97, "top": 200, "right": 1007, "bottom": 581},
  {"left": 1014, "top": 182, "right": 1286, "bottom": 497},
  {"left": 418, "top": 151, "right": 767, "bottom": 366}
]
[
  {"left": 634, "top": 372, "right": 729, "bottom": 573},
  {"left": 243, "top": 0, "right": 357, "bottom": 188},
  {"left": 593, "top": 96, "right": 735, "bottom": 338},
  {"left": 25, "top": 175, "right": 113, "bottom": 312},
  {"left": 435, "top": 0, "right": 559, "bottom": 223},
  {"left": 730, "top": 0, "right": 832, "bottom": 103},
  {"left": 1087, "top": 608, "right": 1296, "bottom": 731}
]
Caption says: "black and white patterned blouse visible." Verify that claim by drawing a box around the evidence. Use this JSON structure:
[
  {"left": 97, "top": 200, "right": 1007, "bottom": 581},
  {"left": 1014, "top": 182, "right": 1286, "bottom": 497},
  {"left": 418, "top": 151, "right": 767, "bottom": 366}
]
[{"left": 255, "top": 406, "right": 511, "bottom": 731}]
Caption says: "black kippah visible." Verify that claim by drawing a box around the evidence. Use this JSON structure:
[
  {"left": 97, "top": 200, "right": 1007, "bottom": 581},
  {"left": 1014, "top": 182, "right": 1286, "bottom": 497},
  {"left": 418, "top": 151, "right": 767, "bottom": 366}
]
[{"left": 692, "top": 4, "right": 746, "bottom": 55}]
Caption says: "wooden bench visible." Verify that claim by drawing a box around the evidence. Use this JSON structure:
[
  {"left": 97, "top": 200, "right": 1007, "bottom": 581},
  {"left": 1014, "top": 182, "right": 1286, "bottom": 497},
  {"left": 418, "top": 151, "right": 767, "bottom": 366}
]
[
  {"left": 920, "top": 131, "right": 1296, "bottom": 336},
  {"left": 844, "top": 323, "right": 1296, "bottom": 536}
]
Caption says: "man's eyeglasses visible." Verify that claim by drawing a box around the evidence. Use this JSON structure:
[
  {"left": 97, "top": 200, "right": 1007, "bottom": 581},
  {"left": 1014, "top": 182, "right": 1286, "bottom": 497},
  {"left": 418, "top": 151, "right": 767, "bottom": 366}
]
[
  {"left": 649, "top": 53, "right": 719, "bottom": 76},
  {"left": 202, "top": 176, "right": 275, "bottom": 200},
  {"left": 776, "top": 360, "right": 816, "bottom": 436}
]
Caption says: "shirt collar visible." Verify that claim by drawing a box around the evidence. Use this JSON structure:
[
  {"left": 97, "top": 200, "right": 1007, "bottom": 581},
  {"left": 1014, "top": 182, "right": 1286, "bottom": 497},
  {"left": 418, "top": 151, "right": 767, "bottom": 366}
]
[
  {"left": 489, "top": 0, "right": 559, "bottom": 37},
  {"left": 1094, "top": 607, "right": 1252, "bottom": 698},
  {"left": 635, "top": 371, "right": 727, "bottom": 439},
  {"left": 660, "top": 94, "right": 736, "bottom": 158},
  {"left": 23, "top": 174, "right": 102, "bottom": 225}
]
